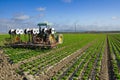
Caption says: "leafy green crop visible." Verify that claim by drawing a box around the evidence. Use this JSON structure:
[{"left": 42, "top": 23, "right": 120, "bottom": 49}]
[{"left": 1, "top": 33, "right": 120, "bottom": 80}]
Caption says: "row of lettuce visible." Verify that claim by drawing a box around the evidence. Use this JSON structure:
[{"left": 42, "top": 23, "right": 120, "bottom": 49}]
[{"left": 108, "top": 34, "right": 120, "bottom": 79}]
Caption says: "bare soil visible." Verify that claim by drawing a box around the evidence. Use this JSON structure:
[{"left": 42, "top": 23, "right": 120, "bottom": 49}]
[
  {"left": 0, "top": 49, "right": 23, "bottom": 80},
  {"left": 100, "top": 38, "right": 109, "bottom": 80}
]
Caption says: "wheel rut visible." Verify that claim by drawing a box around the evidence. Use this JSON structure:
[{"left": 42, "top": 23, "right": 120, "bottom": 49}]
[{"left": 100, "top": 37, "right": 109, "bottom": 80}]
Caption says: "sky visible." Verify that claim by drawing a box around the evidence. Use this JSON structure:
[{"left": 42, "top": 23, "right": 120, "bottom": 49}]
[{"left": 0, "top": 0, "right": 120, "bottom": 33}]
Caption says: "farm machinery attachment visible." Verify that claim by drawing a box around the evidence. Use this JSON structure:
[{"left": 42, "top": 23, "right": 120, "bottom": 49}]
[{"left": 5, "top": 23, "right": 63, "bottom": 48}]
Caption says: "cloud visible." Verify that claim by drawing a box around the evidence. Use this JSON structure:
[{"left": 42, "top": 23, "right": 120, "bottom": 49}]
[
  {"left": 13, "top": 14, "right": 30, "bottom": 21},
  {"left": 0, "top": 18, "right": 36, "bottom": 33},
  {"left": 62, "top": 0, "right": 72, "bottom": 3},
  {"left": 37, "top": 7, "right": 46, "bottom": 11},
  {"left": 112, "top": 16, "right": 119, "bottom": 20}
]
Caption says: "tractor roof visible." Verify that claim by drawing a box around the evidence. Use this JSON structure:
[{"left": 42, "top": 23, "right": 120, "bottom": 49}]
[{"left": 37, "top": 23, "right": 47, "bottom": 26}]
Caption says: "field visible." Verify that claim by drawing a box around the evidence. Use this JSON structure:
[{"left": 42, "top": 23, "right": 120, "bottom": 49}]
[{"left": 0, "top": 33, "right": 120, "bottom": 80}]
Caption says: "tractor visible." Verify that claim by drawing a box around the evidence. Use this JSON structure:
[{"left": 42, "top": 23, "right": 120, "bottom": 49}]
[{"left": 6, "top": 23, "right": 63, "bottom": 48}]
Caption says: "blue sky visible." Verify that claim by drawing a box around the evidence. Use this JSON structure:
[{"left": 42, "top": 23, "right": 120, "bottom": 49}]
[{"left": 0, "top": 0, "right": 120, "bottom": 32}]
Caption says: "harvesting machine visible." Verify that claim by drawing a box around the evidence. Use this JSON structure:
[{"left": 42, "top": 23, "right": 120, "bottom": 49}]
[{"left": 6, "top": 23, "right": 63, "bottom": 48}]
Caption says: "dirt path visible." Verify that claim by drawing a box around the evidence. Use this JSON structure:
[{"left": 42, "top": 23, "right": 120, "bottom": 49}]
[
  {"left": 36, "top": 40, "right": 95, "bottom": 79},
  {"left": 100, "top": 38, "right": 109, "bottom": 80},
  {"left": 0, "top": 49, "right": 23, "bottom": 80}
]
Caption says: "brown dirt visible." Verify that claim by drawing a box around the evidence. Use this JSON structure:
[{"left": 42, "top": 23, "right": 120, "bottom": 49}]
[
  {"left": 100, "top": 37, "right": 109, "bottom": 80},
  {"left": 0, "top": 49, "right": 23, "bottom": 80}
]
